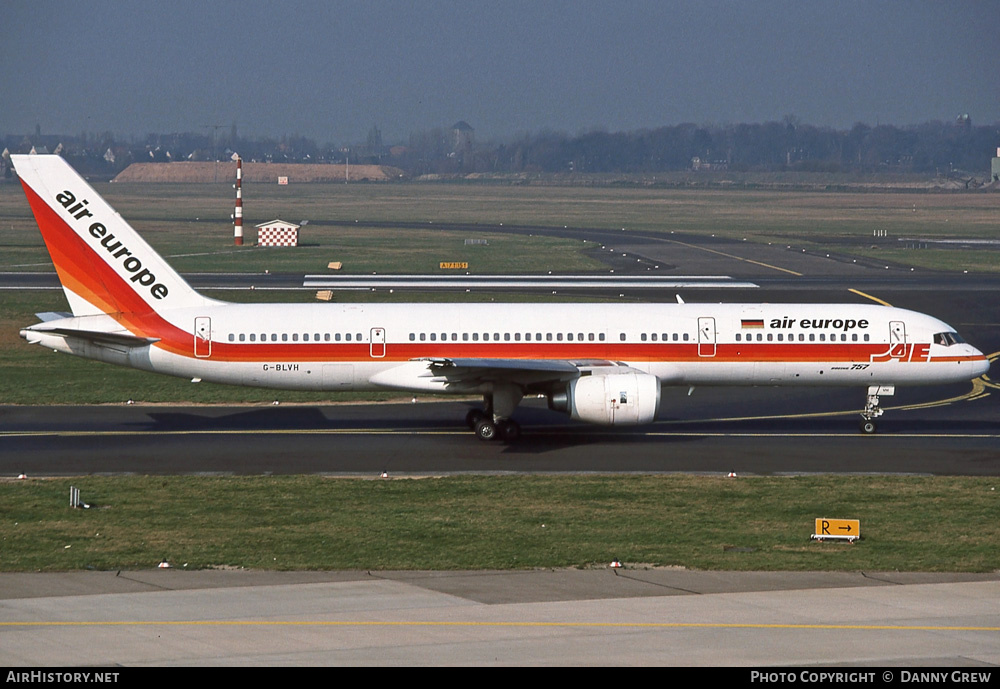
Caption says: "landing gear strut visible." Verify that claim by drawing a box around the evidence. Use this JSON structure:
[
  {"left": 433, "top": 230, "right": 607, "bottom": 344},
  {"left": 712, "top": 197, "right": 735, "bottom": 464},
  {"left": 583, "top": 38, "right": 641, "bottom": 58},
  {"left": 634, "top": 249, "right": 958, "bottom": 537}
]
[
  {"left": 467, "top": 385, "right": 523, "bottom": 443},
  {"left": 860, "top": 385, "right": 894, "bottom": 434}
]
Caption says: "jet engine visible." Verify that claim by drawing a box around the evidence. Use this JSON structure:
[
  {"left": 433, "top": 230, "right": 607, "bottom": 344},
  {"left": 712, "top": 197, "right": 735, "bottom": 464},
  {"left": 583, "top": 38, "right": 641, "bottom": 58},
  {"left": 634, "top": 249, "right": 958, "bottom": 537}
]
[{"left": 549, "top": 371, "right": 661, "bottom": 425}]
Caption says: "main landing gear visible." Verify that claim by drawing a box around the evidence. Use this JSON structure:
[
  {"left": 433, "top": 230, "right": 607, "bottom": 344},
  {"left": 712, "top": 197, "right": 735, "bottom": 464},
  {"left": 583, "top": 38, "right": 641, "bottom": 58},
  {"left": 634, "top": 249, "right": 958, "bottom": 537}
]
[
  {"left": 860, "top": 385, "right": 894, "bottom": 434},
  {"left": 466, "top": 385, "right": 523, "bottom": 443}
]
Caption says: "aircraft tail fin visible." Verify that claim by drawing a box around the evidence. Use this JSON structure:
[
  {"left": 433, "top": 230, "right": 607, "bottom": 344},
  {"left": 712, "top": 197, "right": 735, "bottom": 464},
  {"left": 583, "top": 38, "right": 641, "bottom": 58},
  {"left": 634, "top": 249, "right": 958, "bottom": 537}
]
[{"left": 11, "top": 154, "right": 214, "bottom": 317}]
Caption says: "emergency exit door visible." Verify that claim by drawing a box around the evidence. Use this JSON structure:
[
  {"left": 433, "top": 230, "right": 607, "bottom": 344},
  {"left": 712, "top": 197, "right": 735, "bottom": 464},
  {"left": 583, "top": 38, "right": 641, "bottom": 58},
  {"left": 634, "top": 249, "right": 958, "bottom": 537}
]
[
  {"left": 697, "top": 317, "right": 717, "bottom": 357},
  {"left": 194, "top": 317, "right": 211, "bottom": 358},
  {"left": 370, "top": 327, "right": 386, "bottom": 358}
]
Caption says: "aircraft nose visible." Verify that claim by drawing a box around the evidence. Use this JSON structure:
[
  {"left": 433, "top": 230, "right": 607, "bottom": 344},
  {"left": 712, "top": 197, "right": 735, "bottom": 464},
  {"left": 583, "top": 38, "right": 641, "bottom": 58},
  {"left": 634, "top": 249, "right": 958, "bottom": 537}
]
[{"left": 971, "top": 348, "right": 991, "bottom": 377}]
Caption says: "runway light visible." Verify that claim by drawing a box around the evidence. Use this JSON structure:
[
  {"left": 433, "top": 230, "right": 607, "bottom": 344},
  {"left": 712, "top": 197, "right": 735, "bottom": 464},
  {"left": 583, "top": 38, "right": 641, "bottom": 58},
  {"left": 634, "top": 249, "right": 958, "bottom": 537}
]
[
  {"left": 17, "top": 473, "right": 27, "bottom": 480},
  {"left": 610, "top": 559, "right": 622, "bottom": 568},
  {"left": 380, "top": 471, "right": 389, "bottom": 479},
  {"left": 158, "top": 560, "right": 171, "bottom": 569},
  {"left": 727, "top": 471, "right": 737, "bottom": 478}
]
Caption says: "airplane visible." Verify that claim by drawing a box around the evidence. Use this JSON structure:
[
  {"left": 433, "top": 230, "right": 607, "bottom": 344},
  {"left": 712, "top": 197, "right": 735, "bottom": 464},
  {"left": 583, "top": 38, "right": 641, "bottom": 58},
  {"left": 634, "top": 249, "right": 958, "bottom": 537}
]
[{"left": 10, "top": 154, "right": 991, "bottom": 442}]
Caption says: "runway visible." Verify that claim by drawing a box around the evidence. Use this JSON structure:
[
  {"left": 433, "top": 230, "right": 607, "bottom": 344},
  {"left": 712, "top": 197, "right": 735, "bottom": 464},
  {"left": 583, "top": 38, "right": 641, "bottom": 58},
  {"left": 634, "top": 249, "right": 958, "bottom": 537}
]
[{"left": 2, "top": 375, "right": 999, "bottom": 476}]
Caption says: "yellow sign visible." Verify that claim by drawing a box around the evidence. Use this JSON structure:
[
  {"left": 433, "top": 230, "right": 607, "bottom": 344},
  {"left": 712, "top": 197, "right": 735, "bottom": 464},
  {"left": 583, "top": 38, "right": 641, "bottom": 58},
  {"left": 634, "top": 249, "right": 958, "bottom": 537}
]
[
  {"left": 439, "top": 262, "right": 469, "bottom": 269},
  {"left": 812, "top": 518, "right": 861, "bottom": 542}
]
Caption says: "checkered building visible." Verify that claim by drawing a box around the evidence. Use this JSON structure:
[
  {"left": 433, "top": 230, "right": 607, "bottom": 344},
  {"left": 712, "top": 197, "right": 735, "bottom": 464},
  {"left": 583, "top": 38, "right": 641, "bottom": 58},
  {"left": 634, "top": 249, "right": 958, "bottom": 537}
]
[{"left": 255, "top": 220, "right": 300, "bottom": 247}]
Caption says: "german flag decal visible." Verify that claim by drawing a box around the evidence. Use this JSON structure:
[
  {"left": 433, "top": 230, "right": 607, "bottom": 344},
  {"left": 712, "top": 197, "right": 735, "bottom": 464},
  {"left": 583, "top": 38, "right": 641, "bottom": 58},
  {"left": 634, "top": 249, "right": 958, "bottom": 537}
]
[{"left": 741, "top": 319, "right": 765, "bottom": 329}]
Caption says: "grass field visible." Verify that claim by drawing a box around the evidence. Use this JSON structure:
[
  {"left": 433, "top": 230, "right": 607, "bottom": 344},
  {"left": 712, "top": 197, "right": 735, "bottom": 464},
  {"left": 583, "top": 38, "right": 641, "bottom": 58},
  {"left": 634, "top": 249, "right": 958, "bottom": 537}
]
[
  {"left": 1, "top": 181, "right": 997, "bottom": 274},
  {"left": 2, "top": 475, "right": 998, "bottom": 572}
]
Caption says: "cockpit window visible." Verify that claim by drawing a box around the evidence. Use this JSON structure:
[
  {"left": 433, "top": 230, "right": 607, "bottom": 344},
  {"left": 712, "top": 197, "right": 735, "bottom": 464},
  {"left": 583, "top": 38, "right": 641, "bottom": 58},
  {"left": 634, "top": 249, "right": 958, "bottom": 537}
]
[{"left": 934, "top": 332, "right": 965, "bottom": 346}]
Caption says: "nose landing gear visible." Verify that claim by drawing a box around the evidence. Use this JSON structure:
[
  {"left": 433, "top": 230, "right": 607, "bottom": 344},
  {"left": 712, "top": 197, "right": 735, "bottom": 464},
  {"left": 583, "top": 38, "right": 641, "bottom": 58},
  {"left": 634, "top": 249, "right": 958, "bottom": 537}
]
[{"left": 860, "top": 385, "right": 893, "bottom": 434}]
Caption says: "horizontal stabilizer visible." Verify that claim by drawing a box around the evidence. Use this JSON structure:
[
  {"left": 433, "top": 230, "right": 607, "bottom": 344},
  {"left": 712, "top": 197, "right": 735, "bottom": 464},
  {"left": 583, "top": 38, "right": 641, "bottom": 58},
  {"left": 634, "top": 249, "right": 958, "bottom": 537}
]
[{"left": 25, "top": 326, "right": 159, "bottom": 348}]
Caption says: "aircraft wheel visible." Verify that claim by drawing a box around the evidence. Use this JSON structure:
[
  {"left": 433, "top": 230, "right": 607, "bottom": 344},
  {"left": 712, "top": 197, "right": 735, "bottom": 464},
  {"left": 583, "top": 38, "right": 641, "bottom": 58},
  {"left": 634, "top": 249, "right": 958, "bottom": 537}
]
[
  {"left": 475, "top": 419, "right": 498, "bottom": 441},
  {"left": 498, "top": 419, "right": 521, "bottom": 443},
  {"left": 466, "top": 409, "right": 487, "bottom": 430},
  {"left": 860, "top": 420, "right": 877, "bottom": 434}
]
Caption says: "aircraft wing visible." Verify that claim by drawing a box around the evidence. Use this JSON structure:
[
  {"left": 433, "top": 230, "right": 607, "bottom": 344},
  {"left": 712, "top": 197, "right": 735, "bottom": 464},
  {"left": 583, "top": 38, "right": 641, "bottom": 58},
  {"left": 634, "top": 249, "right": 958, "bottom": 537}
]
[{"left": 369, "top": 357, "right": 645, "bottom": 393}]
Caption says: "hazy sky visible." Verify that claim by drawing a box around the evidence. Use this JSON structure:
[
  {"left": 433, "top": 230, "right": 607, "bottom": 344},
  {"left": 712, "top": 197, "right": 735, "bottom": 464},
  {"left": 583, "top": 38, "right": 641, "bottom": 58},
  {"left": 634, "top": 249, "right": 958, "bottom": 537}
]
[{"left": 3, "top": 1, "right": 997, "bottom": 144}]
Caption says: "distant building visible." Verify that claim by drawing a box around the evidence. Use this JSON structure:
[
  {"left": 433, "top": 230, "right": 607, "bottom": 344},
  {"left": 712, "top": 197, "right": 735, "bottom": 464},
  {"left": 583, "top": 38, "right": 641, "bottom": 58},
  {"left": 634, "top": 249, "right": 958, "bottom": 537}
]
[
  {"left": 256, "top": 219, "right": 300, "bottom": 247},
  {"left": 452, "top": 121, "right": 474, "bottom": 154}
]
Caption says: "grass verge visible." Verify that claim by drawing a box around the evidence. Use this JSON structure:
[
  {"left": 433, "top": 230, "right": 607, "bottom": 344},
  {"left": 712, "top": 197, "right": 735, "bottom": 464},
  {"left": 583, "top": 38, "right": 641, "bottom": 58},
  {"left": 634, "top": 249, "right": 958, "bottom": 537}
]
[{"left": 2, "top": 475, "right": 998, "bottom": 572}]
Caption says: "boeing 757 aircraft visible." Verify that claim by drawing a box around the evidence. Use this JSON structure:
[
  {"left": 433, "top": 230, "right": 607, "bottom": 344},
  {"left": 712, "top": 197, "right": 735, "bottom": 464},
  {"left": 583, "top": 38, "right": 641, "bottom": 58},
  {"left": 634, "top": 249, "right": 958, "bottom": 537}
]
[{"left": 11, "top": 155, "right": 990, "bottom": 441}]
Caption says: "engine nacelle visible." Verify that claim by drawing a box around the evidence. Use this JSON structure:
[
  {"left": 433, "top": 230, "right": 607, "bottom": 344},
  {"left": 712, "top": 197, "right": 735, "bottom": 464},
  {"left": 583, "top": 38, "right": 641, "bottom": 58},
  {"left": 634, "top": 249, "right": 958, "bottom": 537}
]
[{"left": 550, "top": 372, "right": 661, "bottom": 425}]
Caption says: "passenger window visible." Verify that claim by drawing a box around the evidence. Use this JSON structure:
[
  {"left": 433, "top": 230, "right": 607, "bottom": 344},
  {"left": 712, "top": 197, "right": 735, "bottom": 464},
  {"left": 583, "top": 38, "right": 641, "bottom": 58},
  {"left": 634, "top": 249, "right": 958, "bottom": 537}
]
[
  {"left": 239, "top": 334, "right": 245, "bottom": 342},
  {"left": 228, "top": 334, "right": 234, "bottom": 342}
]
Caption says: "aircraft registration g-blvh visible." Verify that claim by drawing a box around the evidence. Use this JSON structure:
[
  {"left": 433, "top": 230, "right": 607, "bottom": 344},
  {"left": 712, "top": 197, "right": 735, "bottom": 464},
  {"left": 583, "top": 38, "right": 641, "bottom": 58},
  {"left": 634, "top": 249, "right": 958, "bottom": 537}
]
[{"left": 11, "top": 154, "right": 991, "bottom": 441}]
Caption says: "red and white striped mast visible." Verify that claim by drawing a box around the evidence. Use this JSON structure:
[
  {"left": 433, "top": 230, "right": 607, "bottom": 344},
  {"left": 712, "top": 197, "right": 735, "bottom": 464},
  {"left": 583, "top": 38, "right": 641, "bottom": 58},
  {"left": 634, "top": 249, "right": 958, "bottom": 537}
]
[{"left": 233, "top": 154, "right": 244, "bottom": 246}]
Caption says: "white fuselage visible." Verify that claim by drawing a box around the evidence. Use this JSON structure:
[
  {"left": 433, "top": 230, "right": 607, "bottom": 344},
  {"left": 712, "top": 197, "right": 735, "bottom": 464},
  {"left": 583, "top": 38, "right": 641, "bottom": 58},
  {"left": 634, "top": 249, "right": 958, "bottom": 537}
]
[{"left": 27, "top": 301, "right": 989, "bottom": 394}]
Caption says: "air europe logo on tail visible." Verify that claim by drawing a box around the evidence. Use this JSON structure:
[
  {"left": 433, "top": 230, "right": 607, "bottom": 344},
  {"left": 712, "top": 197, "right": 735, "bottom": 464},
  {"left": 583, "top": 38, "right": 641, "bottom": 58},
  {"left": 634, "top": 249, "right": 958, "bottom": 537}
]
[{"left": 55, "top": 190, "right": 169, "bottom": 300}]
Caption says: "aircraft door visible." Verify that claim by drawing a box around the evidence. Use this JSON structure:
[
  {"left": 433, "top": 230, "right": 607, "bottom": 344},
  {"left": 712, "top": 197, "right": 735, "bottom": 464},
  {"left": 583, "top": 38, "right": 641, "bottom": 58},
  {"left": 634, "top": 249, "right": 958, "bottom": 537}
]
[
  {"left": 194, "top": 317, "right": 211, "bottom": 358},
  {"left": 697, "top": 317, "right": 717, "bottom": 357},
  {"left": 370, "top": 327, "right": 386, "bottom": 358},
  {"left": 889, "top": 320, "right": 906, "bottom": 357}
]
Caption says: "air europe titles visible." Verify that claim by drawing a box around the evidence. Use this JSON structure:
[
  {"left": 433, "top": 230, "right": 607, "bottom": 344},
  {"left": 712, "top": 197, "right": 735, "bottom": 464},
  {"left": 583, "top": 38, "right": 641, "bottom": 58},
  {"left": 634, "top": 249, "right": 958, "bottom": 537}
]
[
  {"left": 56, "top": 190, "right": 169, "bottom": 300},
  {"left": 770, "top": 317, "right": 869, "bottom": 332}
]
